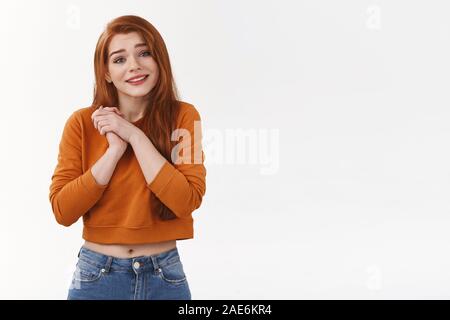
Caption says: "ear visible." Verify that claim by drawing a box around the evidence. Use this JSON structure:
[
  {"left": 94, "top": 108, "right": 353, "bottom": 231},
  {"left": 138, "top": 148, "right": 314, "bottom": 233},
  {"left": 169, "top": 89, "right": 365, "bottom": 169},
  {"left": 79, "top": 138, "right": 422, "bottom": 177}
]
[{"left": 105, "top": 72, "right": 112, "bottom": 84}]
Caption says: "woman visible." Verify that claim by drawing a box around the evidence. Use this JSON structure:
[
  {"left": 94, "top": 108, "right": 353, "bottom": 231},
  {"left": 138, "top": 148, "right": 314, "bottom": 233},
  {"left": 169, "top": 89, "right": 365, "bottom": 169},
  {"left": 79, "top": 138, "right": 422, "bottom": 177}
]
[{"left": 49, "top": 15, "right": 206, "bottom": 300}]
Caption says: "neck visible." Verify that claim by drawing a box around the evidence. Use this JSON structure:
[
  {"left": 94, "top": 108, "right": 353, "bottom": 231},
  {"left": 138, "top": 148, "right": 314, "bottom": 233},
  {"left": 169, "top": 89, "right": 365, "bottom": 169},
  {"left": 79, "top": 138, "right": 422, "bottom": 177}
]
[{"left": 117, "top": 93, "right": 151, "bottom": 122}]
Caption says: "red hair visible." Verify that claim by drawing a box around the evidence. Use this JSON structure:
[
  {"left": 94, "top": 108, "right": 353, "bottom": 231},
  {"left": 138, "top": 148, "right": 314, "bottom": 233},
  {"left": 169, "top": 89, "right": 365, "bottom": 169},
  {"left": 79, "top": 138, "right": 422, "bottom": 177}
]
[{"left": 92, "top": 15, "right": 181, "bottom": 220}]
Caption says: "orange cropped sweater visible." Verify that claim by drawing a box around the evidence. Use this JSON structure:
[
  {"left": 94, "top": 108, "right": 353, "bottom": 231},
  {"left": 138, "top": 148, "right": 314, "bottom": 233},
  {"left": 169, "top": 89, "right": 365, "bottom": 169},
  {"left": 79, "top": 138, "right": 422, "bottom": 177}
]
[{"left": 49, "top": 101, "right": 206, "bottom": 244}]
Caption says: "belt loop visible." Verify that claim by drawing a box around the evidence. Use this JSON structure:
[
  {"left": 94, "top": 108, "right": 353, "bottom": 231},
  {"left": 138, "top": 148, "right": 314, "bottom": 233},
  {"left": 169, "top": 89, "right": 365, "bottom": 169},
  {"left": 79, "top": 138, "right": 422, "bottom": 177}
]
[
  {"left": 104, "top": 256, "right": 113, "bottom": 273},
  {"left": 150, "top": 255, "right": 160, "bottom": 272},
  {"left": 77, "top": 247, "right": 82, "bottom": 258}
]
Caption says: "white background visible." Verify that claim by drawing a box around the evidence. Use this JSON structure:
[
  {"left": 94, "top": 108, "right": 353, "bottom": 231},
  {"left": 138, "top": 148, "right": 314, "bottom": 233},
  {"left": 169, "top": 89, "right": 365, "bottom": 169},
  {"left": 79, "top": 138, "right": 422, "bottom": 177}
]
[{"left": 1, "top": 0, "right": 450, "bottom": 299}]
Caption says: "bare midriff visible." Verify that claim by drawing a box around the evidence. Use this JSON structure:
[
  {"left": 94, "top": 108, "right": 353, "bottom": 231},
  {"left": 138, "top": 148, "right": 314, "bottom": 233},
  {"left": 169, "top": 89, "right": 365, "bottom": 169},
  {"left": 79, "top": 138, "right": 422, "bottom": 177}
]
[{"left": 82, "top": 240, "right": 177, "bottom": 258}]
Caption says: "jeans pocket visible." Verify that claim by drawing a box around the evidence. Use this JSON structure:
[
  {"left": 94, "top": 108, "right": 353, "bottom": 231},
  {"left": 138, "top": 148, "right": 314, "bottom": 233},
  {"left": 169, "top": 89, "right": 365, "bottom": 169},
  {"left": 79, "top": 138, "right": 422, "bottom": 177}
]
[
  {"left": 157, "top": 259, "right": 187, "bottom": 285},
  {"left": 73, "top": 259, "right": 105, "bottom": 283}
]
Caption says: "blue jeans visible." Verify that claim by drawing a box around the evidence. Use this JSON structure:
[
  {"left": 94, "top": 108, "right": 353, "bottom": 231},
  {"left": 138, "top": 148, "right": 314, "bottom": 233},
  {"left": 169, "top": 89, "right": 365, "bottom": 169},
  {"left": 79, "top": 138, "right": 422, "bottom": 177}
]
[{"left": 67, "top": 246, "right": 192, "bottom": 300}]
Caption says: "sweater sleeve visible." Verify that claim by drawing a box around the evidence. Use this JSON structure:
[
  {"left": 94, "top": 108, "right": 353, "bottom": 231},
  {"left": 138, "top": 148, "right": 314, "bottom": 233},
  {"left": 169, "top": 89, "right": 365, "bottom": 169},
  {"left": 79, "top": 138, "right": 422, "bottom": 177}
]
[
  {"left": 49, "top": 111, "right": 109, "bottom": 227},
  {"left": 146, "top": 105, "right": 207, "bottom": 218}
]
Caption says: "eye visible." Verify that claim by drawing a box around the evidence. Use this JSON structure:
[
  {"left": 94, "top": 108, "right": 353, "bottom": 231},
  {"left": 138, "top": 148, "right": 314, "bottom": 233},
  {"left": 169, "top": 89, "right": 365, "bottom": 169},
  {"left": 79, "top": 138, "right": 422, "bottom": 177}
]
[
  {"left": 140, "top": 50, "right": 151, "bottom": 57},
  {"left": 113, "top": 57, "right": 125, "bottom": 64}
]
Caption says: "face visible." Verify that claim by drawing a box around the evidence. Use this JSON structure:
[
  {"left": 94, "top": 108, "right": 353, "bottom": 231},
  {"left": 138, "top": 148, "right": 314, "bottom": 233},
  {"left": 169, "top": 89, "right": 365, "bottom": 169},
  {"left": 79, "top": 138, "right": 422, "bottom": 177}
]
[{"left": 106, "top": 32, "right": 159, "bottom": 99}]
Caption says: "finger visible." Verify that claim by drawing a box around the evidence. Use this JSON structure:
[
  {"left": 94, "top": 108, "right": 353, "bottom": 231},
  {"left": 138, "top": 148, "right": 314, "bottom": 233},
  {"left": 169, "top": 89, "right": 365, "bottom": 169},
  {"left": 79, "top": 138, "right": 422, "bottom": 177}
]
[
  {"left": 100, "top": 125, "right": 111, "bottom": 135},
  {"left": 92, "top": 109, "right": 121, "bottom": 128},
  {"left": 99, "top": 122, "right": 104, "bottom": 135},
  {"left": 92, "top": 105, "right": 104, "bottom": 121},
  {"left": 95, "top": 109, "right": 121, "bottom": 117},
  {"left": 96, "top": 115, "right": 110, "bottom": 121},
  {"left": 94, "top": 116, "right": 106, "bottom": 130},
  {"left": 97, "top": 119, "right": 108, "bottom": 131},
  {"left": 93, "top": 116, "right": 100, "bottom": 130},
  {"left": 103, "top": 106, "right": 118, "bottom": 112},
  {"left": 104, "top": 107, "right": 124, "bottom": 116},
  {"left": 93, "top": 113, "right": 112, "bottom": 129}
]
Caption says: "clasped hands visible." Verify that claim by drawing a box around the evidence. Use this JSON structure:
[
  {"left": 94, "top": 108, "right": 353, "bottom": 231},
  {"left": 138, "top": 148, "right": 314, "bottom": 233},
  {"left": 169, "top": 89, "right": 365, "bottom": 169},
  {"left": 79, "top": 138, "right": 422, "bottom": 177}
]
[{"left": 91, "top": 105, "right": 140, "bottom": 143}]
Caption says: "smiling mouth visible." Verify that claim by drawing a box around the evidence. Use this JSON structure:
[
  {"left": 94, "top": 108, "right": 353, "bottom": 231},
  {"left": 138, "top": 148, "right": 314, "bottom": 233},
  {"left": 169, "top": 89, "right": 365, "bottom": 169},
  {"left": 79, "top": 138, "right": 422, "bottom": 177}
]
[{"left": 126, "top": 75, "right": 149, "bottom": 83}]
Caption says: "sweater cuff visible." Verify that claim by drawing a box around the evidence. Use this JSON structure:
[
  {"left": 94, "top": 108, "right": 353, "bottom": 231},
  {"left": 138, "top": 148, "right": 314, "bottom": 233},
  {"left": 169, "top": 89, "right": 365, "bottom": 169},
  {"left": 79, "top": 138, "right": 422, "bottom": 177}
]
[
  {"left": 147, "top": 161, "right": 176, "bottom": 195},
  {"left": 81, "top": 168, "right": 109, "bottom": 199}
]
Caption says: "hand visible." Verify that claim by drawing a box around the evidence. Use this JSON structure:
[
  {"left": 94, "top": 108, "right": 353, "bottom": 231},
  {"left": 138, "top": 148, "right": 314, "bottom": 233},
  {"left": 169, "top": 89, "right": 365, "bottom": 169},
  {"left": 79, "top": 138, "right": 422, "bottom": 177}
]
[
  {"left": 92, "top": 106, "right": 128, "bottom": 154},
  {"left": 91, "top": 105, "right": 140, "bottom": 143},
  {"left": 106, "top": 131, "right": 128, "bottom": 155}
]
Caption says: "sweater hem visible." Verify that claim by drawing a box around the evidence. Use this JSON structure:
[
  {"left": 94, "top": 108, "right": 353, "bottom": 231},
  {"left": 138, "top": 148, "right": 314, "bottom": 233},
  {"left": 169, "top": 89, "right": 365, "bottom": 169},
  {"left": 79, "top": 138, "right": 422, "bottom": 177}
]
[{"left": 82, "top": 220, "right": 194, "bottom": 244}]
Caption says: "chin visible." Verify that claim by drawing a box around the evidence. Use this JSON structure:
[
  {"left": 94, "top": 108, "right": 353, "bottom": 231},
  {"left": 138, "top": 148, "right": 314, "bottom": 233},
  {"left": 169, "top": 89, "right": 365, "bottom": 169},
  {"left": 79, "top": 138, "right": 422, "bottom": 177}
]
[
  {"left": 127, "top": 91, "right": 150, "bottom": 97},
  {"left": 120, "top": 87, "right": 153, "bottom": 98}
]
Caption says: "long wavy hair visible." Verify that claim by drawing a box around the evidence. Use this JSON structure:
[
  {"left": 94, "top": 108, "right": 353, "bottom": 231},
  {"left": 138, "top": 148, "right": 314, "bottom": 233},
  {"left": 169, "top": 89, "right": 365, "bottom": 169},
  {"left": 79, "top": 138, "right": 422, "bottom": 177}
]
[{"left": 92, "top": 15, "right": 181, "bottom": 221}]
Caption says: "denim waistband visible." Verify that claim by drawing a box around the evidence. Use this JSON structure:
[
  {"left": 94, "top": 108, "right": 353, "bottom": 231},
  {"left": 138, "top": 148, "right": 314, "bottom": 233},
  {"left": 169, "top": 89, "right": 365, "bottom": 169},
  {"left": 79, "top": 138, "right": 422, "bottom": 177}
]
[{"left": 77, "top": 246, "right": 181, "bottom": 273}]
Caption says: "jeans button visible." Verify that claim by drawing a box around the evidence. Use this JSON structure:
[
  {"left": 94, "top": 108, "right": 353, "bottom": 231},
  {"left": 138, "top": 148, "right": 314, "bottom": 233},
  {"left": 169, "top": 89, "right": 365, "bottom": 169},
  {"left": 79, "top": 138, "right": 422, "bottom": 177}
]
[{"left": 133, "top": 261, "right": 140, "bottom": 269}]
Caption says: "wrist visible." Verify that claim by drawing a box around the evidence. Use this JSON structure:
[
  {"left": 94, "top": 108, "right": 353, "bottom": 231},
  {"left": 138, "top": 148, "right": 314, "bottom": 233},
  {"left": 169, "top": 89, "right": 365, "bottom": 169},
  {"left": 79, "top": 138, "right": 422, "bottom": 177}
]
[
  {"left": 106, "top": 147, "right": 125, "bottom": 160},
  {"left": 130, "top": 129, "right": 145, "bottom": 146}
]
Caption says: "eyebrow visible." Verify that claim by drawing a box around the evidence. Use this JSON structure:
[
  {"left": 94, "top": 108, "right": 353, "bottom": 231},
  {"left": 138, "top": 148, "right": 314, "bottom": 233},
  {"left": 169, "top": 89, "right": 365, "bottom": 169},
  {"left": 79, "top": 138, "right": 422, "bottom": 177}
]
[{"left": 109, "top": 43, "right": 148, "bottom": 58}]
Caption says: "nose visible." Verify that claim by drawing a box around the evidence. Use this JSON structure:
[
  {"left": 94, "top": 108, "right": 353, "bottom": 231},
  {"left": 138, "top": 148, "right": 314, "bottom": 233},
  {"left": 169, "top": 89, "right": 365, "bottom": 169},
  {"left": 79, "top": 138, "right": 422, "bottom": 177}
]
[{"left": 128, "top": 55, "right": 141, "bottom": 72}]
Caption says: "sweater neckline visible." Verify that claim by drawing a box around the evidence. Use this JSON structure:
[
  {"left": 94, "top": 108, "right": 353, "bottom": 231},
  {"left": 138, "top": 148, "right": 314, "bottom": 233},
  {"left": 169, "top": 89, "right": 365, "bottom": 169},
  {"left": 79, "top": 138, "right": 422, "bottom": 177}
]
[{"left": 131, "top": 114, "right": 146, "bottom": 125}]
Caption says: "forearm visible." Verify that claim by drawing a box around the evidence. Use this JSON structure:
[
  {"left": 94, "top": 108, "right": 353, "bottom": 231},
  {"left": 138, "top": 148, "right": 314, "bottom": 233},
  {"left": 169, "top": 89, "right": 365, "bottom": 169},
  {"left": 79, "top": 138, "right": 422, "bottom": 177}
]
[
  {"left": 50, "top": 148, "right": 123, "bottom": 226},
  {"left": 130, "top": 130, "right": 167, "bottom": 185},
  {"left": 130, "top": 130, "right": 206, "bottom": 218},
  {"left": 91, "top": 147, "right": 124, "bottom": 185}
]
